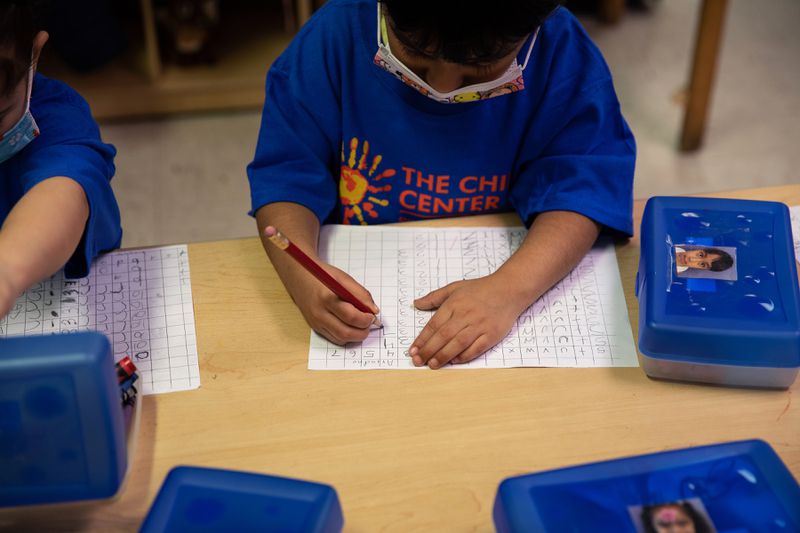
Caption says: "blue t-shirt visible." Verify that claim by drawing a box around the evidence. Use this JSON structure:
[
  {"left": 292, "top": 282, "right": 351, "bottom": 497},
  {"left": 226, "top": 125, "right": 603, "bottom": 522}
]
[
  {"left": 0, "top": 74, "right": 121, "bottom": 278},
  {"left": 248, "top": 1, "right": 635, "bottom": 235}
]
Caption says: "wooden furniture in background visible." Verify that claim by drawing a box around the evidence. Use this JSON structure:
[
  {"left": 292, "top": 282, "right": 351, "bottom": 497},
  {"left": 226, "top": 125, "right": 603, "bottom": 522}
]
[
  {"left": 296, "top": 0, "right": 313, "bottom": 27},
  {"left": 40, "top": 0, "right": 305, "bottom": 120},
  {"left": 598, "top": 0, "right": 626, "bottom": 24},
  {"left": 596, "top": 0, "right": 730, "bottom": 151},
  {"left": 0, "top": 185, "right": 797, "bottom": 531},
  {"left": 681, "top": 0, "right": 729, "bottom": 151}
]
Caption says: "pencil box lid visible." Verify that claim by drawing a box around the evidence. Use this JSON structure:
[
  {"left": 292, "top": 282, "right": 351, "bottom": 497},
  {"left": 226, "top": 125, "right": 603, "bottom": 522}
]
[
  {"left": 493, "top": 439, "right": 800, "bottom": 533},
  {"left": 0, "top": 332, "right": 127, "bottom": 506},
  {"left": 636, "top": 197, "right": 800, "bottom": 375},
  {"left": 140, "top": 466, "right": 344, "bottom": 533}
]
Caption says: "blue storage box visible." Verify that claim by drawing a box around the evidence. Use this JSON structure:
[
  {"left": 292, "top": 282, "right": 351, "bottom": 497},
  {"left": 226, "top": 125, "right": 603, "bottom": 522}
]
[
  {"left": 0, "top": 332, "right": 128, "bottom": 506},
  {"left": 493, "top": 439, "right": 800, "bottom": 533},
  {"left": 636, "top": 196, "right": 800, "bottom": 388},
  {"left": 140, "top": 466, "right": 344, "bottom": 533}
]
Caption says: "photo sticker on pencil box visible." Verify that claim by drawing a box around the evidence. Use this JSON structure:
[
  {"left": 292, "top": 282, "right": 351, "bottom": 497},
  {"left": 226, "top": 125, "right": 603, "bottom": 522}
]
[
  {"left": 628, "top": 498, "right": 717, "bottom": 533},
  {"left": 673, "top": 244, "right": 737, "bottom": 281}
]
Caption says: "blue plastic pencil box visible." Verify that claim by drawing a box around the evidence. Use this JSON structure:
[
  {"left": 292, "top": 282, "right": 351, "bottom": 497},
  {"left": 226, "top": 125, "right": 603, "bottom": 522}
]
[
  {"left": 140, "top": 466, "right": 344, "bottom": 533},
  {"left": 0, "top": 332, "right": 128, "bottom": 506},
  {"left": 493, "top": 439, "right": 800, "bottom": 533},
  {"left": 636, "top": 196, "right": 800, "bottom": 388}
]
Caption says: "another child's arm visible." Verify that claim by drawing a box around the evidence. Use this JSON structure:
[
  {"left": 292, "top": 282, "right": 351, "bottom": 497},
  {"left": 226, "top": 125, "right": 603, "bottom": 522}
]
[
  {"left": 410, "top": 210, "right": 599, "bottom": 369},
  {"left": 256, "top": 201, "right": 379, "bottom": 345},
  {"left": 0, "top": 177, "right": 89, "bottom": 318}
]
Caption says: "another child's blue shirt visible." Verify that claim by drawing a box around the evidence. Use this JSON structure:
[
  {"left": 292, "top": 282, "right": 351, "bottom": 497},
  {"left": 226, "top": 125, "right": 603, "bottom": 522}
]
[
  {"left": 248, "top": 1, "right": 635, "bottom": 235},
  {"left": 0, "top": 74, "right": 121, "bottom": 278}
]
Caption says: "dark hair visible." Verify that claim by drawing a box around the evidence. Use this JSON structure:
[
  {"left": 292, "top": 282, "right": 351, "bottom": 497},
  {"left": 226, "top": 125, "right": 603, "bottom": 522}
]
[
  {"left": 379, "top": 0, "right": 560, "bottom": 65},
  {"left": 704, "top": 247, "right": 734, "bottom": 272},
  {"left": 641, "top": 501, "right": 713, "bottom": 533},
  {"left": 0, "top": 0, "right": 43, "bottom": 97}
]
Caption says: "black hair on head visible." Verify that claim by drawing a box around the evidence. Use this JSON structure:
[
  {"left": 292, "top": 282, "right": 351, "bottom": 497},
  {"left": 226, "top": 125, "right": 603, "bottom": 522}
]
[
  {"left": 0, "top": 0, "right": 44, "bottom": 97},
  {"left": 706, "top": 247, "right": 734, "bottom": 272},
  {"left": 380, "top": 0, "right": 560, "bottom": 65}
]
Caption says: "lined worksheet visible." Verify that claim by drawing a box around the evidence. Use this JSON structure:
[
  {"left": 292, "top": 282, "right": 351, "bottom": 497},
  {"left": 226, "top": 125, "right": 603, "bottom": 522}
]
[
  {"left": 0, "top": 245, "right": 200, "bottom": 394},
  {"left": 309, "top": 226, "right": 638, "bottom": 370}
]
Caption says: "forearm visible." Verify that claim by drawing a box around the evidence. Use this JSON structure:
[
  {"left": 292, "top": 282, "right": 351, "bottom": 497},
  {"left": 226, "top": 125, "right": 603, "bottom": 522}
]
[
  {"left": 255, "top": 201, "right": 323, "bottom": 290},
  {"left": 0, "top": 177, "right": 89, "bottom": 293},
  {"left": 493, "top": 210, "right": 600, "bottom": 312}
]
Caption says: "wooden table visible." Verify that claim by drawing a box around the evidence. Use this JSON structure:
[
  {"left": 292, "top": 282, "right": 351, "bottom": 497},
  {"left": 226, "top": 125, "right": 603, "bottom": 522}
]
[{"left": 2, "top": 185, "right": 798, "bottom": 531}]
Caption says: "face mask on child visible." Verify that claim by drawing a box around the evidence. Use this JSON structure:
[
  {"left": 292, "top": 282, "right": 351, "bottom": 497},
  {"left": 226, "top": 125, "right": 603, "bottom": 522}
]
[
  {"left": 0, "top": 67, "right": 40, "bottom": 164},
  {"left": 373, "top": 3, "right": 538, "bottom": 104}
]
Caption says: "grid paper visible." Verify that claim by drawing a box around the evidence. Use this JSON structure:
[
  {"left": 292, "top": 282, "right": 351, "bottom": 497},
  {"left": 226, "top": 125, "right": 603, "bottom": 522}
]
[
  {"left": 309, "top": 226, "right": 638, "bottom": 370},
  {"left": 0, "top": 245, "right": 200, "bottom": 394}
]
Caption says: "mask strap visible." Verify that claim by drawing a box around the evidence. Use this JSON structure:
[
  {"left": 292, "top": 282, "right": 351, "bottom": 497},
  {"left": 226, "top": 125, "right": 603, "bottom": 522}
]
[
  {"left": 519, "top": 28, "right": 539, "bottom": 71},
  {"left": 24, "top": 67, "right": 35, "bottom": 112},
  {"left": 380, "top": 11, "right": 391, "bottom": 50},
  {"left": 376, "top": 3, "right": 384, "bottom": 47}
]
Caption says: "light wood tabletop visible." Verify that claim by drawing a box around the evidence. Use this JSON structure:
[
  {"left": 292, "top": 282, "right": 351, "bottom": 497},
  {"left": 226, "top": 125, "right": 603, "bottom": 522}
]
[{"left": 2, "top": 184, "right": 799, "bottom": 531}]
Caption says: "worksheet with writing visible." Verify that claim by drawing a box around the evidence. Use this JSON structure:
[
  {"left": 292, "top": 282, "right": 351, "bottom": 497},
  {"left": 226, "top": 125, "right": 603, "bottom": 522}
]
[
  {"left": 309, "top": 226, "right": 638, "bottom": 370},
  {"left": 0, "top": 245, "right": 200, "bottom": 394}
]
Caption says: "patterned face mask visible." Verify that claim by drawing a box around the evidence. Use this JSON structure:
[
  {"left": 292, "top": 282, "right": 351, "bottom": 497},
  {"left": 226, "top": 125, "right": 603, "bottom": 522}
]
[
  {"left": 373, "top": 3, "right": 537, "bottom": 104},
  {"left": 0, "top": 67, "right": 40, "bottom": 164}
]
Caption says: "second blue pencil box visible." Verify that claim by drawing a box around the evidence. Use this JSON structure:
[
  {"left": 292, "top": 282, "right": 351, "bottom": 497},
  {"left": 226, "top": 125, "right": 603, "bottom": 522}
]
[
  {"left": 140, "top": 466, "right": 344, "bottom": 532},
  {"left": 636, "top": 196, "right": 800, "bottom": 388},
  {"left": 493, "top": 439, "right": 800, "bottom": 533}
]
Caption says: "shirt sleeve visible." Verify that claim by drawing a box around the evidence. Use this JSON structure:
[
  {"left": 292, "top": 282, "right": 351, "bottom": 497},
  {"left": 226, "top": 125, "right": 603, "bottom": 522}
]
[
  {"left": 509, "top": 11, "right": 636, "bottom": 236},
  {"left": 246, "top": 12, "right": 343, "bottom": 223},
  {"left": 18, "top": 78, "right": 121, "bottom": 278}
]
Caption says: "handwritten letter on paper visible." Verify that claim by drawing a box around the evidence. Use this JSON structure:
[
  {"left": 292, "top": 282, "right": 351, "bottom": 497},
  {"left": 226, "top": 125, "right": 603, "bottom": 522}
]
[
  {"left": 0, "top": 245, "right": 200, "bottom": 394},
  {"left": 308, "top": 226, "right": 638, "bottom": 370}
]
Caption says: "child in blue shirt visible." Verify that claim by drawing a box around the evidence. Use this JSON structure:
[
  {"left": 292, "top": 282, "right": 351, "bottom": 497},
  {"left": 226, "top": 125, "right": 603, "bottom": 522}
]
[
  {"left": 0, "top": 1, "right": 121, "bottom": 319},
  {"left": 248, "top": 0, "right": 635, "bottom": 369}
]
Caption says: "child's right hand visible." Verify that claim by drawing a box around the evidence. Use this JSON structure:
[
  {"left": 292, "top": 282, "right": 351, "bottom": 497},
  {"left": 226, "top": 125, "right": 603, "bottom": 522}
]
[
  {"left": 285, "top": 261, "right": 379, "bottom": 346},
  {"left": 256, "top": 204, "right": 378, "bottom": 345}
]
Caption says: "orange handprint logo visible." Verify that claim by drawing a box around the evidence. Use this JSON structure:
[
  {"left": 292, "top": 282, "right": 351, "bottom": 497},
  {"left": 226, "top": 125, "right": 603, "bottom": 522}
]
[{"left": 340, "top": 137, "right": 395, "bottom": 225}]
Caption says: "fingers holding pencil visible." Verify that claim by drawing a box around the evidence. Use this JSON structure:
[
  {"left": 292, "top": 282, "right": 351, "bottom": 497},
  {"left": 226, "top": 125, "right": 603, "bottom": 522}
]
[
  {"left": 263, "top": 225, "right": 383, "bottom": 342},
  {"left": 314, "top": 302, "right": 375, "bottom": 345},
  {"left": 283, "top": 263, "right": 377, "bottom": 345}
]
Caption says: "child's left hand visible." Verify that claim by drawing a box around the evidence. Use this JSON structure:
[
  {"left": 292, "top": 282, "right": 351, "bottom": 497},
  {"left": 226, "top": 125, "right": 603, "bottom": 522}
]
[
  {"left": 410, "top": 273, "right": 530, "bottom": 369},
  {"left": 409, "top": 211, "right": 601, "bottom": 369}
]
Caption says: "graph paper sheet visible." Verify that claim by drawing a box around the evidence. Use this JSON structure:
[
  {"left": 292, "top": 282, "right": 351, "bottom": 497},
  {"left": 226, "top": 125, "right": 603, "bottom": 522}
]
[
  {"left": 0, "top": 245, "right": 200, "bottom": 394},
  {"left": 309, "top": 226, "right": 638, "bottom": 370}
]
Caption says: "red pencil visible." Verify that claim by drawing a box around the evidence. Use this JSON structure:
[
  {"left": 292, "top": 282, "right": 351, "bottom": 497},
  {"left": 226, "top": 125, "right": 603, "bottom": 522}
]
[{"left": 264, "top": 226, "right": 382, "bottom": 328}]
